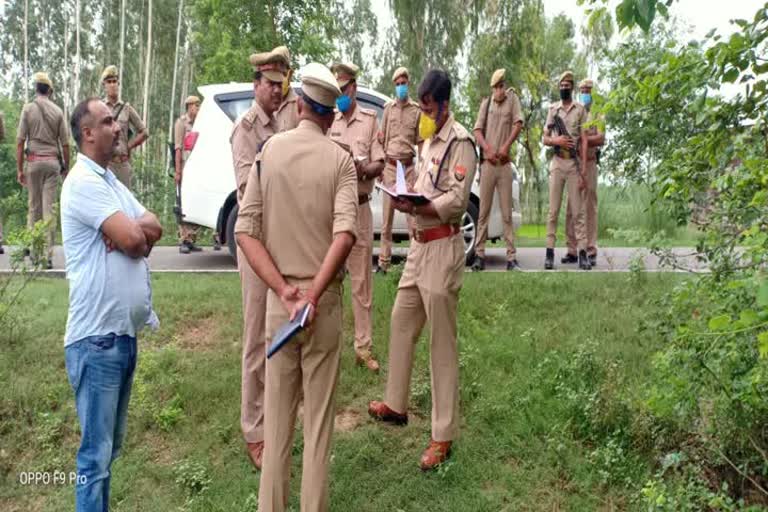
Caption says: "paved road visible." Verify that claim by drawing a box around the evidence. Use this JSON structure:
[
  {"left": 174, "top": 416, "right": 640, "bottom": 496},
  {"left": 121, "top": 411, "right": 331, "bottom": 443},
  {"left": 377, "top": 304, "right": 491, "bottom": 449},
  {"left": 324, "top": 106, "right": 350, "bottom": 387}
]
[{"left": 0, "top": 246, "right": 707, "bottom": 274}]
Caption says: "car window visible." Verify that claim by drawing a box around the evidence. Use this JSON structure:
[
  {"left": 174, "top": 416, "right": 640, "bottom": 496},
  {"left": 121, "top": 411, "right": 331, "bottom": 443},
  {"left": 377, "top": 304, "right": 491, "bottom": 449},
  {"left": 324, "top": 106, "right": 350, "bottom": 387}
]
[{"left": 213, "top": 87, "right": 387, "bottom": 123}]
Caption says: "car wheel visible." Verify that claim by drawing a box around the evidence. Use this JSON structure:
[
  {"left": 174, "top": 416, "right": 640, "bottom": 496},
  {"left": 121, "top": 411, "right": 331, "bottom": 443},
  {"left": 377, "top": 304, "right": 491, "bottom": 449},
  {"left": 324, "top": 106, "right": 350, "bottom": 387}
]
[
  {"left": 226, "top": 203, "right": 239, "bottom": 263},
  {"left": 462, "top": 200, "right": 479, "bottom": 266}
]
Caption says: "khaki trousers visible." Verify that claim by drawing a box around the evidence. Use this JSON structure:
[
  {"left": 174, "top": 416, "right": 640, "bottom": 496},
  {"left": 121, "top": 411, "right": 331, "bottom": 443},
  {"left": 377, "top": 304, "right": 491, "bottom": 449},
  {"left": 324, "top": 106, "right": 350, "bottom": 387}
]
[
  {"left": 259, "top": 281, "right": 343, "bottom": 512},
  {"left": 178, "top": 222, "right": 199, "bottom": 244},
  {"left": 378, "top": 161, "right": 416, "bottom": 269},
  {"left": 565, "top": 159, "right": 598, "bottom": 255},
  {"left": 238, "top": 247, "right": 268, "bottom": 444},
  {"left": 110, "top": 160, "right": 132, "bottom": 189},
  {"left": 546, "top": 159, "right": 586, "bottom": 251},
  {"left": 25, "top": 160, "right": 60, "bottom": 258},
  {"left": 384, "top": 234, "right": 464, "bottom": 442},
  {"left": 476, "top": 161, "right": 516, "bottom": 261},
  {"left": 347, "top": 201, "right": 373, "bottom": 357}
]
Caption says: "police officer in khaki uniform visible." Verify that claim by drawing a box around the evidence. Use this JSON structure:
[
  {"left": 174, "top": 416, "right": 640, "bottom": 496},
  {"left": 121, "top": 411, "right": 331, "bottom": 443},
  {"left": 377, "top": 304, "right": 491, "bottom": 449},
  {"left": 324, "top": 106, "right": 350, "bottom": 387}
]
[
  {"left": 174, "top": 95, "right": 202, "bottom": 254},
  {"left": 16, "top": 72, "right": 70, "bottom": 268},
  {"left": 235, "top": 62, "right": 357, "bottom": 512},
  {"left": 473, "top": 68, "right": 524, "bottom": 271},
  {"left": 230, "top": 48, "right": 284, "bottom": 470},
  {"left": 328, "top": 62, "right": 385, "bottom": 372},
  {"left": 101, "top": 65, "right": 148, "bottom": 188},
  {"left": 563, "top": 78, "right": 605, "bottom": 267},
  {"left": 273, "top": 46, "right": 300, "bottom": 132},
  {"left": 369, "top": 69, "right": 477, "bottom": 471},
  {"left": 542, "top": 70, "right": 591, "bottom": 270},
  {"left": 376, "top": 66, "right": 421, "bottom": 274}
]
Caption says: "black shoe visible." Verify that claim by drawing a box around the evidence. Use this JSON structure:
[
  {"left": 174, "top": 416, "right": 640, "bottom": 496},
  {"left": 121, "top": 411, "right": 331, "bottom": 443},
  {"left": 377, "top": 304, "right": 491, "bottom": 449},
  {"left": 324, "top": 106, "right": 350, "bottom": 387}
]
[
  {"left": 472, "top": 257, "right": 485, "bottom": 272},
  {"left": 579, "top": 250, "right": 592, "bottom": 270},
  {"left": 560, "top": 253, "right": 578, "bottom": 264},
  {"left": 23, "top": 248, "right": 30, "bottom": 257},
  {"left": 213, "top": 240, "right": 222, "bottom": 251},
  {"left": 375, "top": 265, "right": 387, "bottom": 275},
  {"left": 545, "top": 249, "right": 554, "bottom": 270},
  {"left": 589, "top": 253, "right": 597, "bottom": 267},
  {"left": 179, "top": 243, "right": 191, "bottom": 254},
  {"left": 188, "top": 243, "right": 203, "bottom": 252},
  {"left": 0, "top": 245, "right": 4, "bottom": 255},
  {"left": 506, "top": 259, "right": 520, "bottom": 271},
  {"left": 45, "top": 259, "right": 53, "bottom": 270}
]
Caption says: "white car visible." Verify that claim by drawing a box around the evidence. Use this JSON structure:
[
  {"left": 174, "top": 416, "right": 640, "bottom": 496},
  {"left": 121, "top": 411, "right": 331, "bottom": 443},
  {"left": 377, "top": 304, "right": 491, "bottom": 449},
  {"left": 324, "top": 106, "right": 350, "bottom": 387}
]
[{"left": 179, "top": 82, "right": 521, "bottom": 264}]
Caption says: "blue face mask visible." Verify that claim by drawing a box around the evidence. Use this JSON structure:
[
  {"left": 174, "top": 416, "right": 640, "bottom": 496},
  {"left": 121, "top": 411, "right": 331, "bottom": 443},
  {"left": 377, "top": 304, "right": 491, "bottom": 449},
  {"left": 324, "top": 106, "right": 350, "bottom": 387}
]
[
  {"left": 580, "top": 93, "right": 592, "bottom": 107},
  {"left": 336, "top": 94, "right": 352, "bottom": 113},
  {"left": 395, "top": 84, "right": 408, "bottom": 100}
]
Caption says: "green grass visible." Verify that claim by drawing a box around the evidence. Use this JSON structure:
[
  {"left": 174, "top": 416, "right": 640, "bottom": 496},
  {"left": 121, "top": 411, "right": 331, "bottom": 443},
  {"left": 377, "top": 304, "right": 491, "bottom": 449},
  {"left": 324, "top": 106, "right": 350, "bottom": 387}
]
[{"left": 0, "top": 272, "right": 683, "bottom": 511}]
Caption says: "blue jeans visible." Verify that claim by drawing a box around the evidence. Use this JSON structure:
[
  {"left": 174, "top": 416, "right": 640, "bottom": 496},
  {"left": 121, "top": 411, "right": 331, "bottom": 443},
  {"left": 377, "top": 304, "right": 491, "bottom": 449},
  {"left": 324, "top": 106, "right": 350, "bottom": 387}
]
[{"left": 65, "top": 334, "right": 137, "bottom": 512}]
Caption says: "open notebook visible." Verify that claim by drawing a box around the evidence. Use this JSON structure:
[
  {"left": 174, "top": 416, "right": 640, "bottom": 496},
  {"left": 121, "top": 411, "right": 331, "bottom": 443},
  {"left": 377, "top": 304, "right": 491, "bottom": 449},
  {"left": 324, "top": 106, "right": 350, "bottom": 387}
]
[{"left": 375, "top": 160, "right": 430, "bottom": 205}]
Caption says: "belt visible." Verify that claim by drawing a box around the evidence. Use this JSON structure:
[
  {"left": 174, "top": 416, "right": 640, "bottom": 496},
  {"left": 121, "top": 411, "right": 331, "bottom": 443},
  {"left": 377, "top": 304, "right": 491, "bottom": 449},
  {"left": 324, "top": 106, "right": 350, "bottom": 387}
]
[
  {"left": 358, "top": 194, "right": 370, "bottom": 205},
  {"left": 554, "top": 152, "right": 576, "bottom": 160},
  {"left": 414, "top": 224, "right": 460, "bottom": 244},
  {"left": 111, "top": 154, "right": 129, "bottom": 163},
  {"left": 387, "top": 157, "right": 414, "bottom": 167},
  {"left": 27, "top": 154, "right": 58, "bottom": 162}
]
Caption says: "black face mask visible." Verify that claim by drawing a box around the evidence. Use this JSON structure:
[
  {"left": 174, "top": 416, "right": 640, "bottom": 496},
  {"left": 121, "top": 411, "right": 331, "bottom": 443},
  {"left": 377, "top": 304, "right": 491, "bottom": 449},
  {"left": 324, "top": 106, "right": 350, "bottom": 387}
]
[{"left": 560, "top": 88, "right": 572, "bottom": 101}]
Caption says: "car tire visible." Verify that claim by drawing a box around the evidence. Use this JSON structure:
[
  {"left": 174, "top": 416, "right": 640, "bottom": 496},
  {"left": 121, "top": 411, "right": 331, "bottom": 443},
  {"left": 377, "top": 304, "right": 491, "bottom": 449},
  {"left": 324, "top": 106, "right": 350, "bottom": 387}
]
[
  {"left": 462, "top": 200, "right": 479, "bottom": 266},
  {"left": 226, "top": 203, "right": 239, "bottom": 263}
]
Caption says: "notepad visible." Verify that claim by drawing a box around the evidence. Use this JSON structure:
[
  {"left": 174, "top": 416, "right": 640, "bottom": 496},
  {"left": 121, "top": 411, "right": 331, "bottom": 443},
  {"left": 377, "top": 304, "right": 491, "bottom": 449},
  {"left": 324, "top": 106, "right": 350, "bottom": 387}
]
[
  {"left": 375, "top": 160, "right": 430, "bottom": 205},
  {"left": 266, "top": 303, "right": 312, "bottom": 358}
]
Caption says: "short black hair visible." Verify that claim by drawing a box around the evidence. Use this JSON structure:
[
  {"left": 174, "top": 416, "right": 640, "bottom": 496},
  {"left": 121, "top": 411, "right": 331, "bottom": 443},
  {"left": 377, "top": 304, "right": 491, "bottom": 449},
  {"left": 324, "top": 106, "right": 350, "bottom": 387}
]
[
  {"left": 418, "top": 69, "right": 451, "bottom": 103},
  {"left": 299, "top": 91, "right": 333, "bottom": 116},
  {"left": 253, "top": 70, "right": 263, "bottom": 81},
  {"left": 70, "top": 98, "right": 98, "bottom": 149},
  {"left": 36, "top": 83, "right": 51, "bottom": 95}
]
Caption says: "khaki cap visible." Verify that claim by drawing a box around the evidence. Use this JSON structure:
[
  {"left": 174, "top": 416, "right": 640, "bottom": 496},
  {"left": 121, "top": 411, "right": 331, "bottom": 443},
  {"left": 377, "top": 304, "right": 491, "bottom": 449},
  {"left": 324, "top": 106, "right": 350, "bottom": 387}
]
[
  {"left": 249, "top": 49, "right": 288, "bottom": 82},
  {"left": 331, "top": 62, "right": 360, "bottom": 88},
  {"left": 490, "top": 68, "right": 505, "bottom": 87},
  {"left": 273, "top": 46, "right": 291, "bottom": 69},
  {"left": 300, "top": 62, "right": 342, "bottom": 108},
  {"left": 579, "top": 78, "right": 594, "bottom": 89},
  {"left": 185, "top": 95, "right": 201, "bottom": 106},
  {"left": 559, "top": 70, "right": 574, "bottom": 85},
  {"left": 392, "top": 66, "right": 409, "bottom": 82},
  {"left": 33, "top": 72, "right": 53, "bottom": 88},
  {"left": 101, "top": 65, "right": 119, "bottom": 82}
]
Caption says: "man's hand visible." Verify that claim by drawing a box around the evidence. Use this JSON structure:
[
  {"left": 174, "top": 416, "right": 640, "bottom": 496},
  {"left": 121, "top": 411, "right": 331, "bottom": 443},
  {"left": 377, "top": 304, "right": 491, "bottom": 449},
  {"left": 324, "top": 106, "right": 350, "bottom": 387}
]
[
  {"left": 279, "top": 284, "right": 302, "bottom": 317},
  {"left": 392, "top": 197, "right": 414, "bottom": 214},
  {"left": 289, "top": 296, "right": 317, "bottom": 328},
  {"left": 17, "top": 171, "right": 26, "bottom": 187},
  {"left": 555, "top": 136, "right": 574, "bottom": 149}
]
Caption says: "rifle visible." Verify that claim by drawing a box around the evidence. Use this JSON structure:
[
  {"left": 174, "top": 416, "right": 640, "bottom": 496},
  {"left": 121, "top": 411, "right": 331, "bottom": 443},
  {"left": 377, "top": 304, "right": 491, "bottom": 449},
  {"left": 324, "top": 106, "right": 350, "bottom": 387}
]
[{"left": 547, "top": 114, "right": 577, "bottom": 159}]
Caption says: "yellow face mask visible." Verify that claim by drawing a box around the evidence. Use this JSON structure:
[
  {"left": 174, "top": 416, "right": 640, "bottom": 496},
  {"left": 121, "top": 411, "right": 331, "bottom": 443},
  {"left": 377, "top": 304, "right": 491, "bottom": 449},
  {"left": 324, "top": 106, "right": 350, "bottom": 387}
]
[
  {"left": 419, "top": 112, "right": 438, "bottom": 140},
  {"left": 282, "top": 69, "right": 293, "bottom": 98}
]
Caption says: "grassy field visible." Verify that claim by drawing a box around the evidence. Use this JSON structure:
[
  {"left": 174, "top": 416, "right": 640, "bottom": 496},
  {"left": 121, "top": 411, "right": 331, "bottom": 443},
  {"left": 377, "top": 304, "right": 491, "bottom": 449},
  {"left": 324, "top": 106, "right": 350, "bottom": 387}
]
[{"left": 1, "top": 271, "right": 683, "bottom": 511}]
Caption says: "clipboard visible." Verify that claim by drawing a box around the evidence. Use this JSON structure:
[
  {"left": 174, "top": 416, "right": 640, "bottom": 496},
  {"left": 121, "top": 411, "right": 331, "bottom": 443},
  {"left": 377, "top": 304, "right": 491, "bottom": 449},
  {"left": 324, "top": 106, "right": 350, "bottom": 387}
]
[
  {"left": 266, "top": 303, "right": 312, "bottom": 358},
  {"left": 374, "top": 160, "right": 430, "bottom": 205}
]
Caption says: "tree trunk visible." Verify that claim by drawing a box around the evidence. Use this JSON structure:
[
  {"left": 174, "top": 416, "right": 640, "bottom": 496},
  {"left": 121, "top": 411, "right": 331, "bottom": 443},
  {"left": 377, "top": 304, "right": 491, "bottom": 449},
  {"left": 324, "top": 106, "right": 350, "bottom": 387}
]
[
  {"left": 24, "top": 0, "right": 29, "bottom": 100},
  {"left": 141, "top": 0, "right": 152, "bottom": 132},
  {"left": 63, "top": 3, "right": 70, "bottom": 119},
  {"left": 167, "top": 0, "right": 184, "bottom": 169},
  {"left": 118, "top": 0, "right": 126, "bottom": 99},
  {"left": 74, "top": 0, "right": 81, "bottom": 101}
]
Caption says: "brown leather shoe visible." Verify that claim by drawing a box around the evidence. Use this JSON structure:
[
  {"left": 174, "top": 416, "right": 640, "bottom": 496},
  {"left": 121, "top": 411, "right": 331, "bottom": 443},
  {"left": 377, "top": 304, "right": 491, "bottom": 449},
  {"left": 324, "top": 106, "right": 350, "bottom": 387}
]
[
  {"left": 356, "top": 354, "right": 380, "bottom": 373},
  {"left": 420, "top": 439, "right": 452, "bottom": 471},
  {"left": 246, "top": 441, "right": 264, "bottom": 470},
  {"left": 368, "top": 400, "right": 408, "bottom": 425}
]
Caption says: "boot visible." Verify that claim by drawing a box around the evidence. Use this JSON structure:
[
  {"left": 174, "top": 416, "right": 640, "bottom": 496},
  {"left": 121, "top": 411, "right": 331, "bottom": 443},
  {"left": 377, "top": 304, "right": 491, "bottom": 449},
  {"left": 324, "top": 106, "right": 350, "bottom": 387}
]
[
  {"left": 472, "top": 257, "right": 485, "bottom": 272},
  {"left": 588, "top": 253, "right": 597, "bottom": 267},
  {"left": 544, "top": 248, "right": 554, "bottom": 270},
  {"left": 560, "top": 252, "right": 578, "bottom": 264},
  {"left": 179, "top": 242, "right": 191, "bottom": 254},
  {"left": 578, "top": 250, "right": 592, "bottom": 270}
]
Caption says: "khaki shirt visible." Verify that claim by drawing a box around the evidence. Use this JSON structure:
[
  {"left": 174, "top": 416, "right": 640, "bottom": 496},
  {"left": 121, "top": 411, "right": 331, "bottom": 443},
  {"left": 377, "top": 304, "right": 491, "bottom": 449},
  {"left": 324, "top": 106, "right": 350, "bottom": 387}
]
[
  {"left": 230, "top": 101, "right": 277, "bottom": 202},
  {"left": 379, "top": 98, "right": 421, "bottom": 159},
  {"left": 17, "top": 96, "right": 69, "bottom": 156},
  {"left": 582, "top": 109, "right": 605, "bottom": 161},
  {"left": 235, "top": 120, "right": 358, "bottom": 280},
  {"left": 328, "top": 105, "right": 385, "bottom": 195},
  {"left": 174, "top": 113, "right": 194, "bottom": 165},
  {"left": 414, "top": 114, "right": 477, "bottom": 230},
  {"left": 473, "top": 90, "right": 523, "bottom": 152},
  {"left": 105, "top": 99, "right": 145, "bottom": 158},
  {"left": 544, "top": 100, "right": 587, "bottom": 170},
  {"left": 275, "top": 88, "right": 299, "bottom": 132}
]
